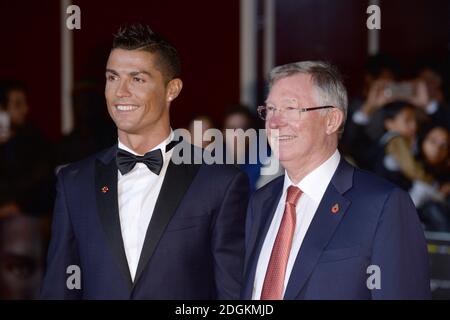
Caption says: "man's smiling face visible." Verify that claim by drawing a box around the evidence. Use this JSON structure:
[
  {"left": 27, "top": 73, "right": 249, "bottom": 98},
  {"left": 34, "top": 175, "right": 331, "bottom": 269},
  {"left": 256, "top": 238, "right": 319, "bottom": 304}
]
[
  {"left": 266, "top": 73, "right": 329, "bottom": 166},
  {"left": 105, "top": 48, "right": 170, "bottom": 137}
]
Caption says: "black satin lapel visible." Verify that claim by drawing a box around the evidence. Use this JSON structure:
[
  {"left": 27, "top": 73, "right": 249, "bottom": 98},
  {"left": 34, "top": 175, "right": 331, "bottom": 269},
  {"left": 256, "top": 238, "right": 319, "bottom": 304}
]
[
  {"left": 95, "top": 158, "right": 133, "bottom": 288},
  {"left": 132, "top": 158, "right": 201, "bottom": 288}
]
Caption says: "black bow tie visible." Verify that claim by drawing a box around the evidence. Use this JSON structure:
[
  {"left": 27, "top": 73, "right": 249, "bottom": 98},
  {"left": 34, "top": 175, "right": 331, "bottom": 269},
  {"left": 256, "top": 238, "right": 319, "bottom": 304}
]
[{"left": 116, "top": 148, "right": 163, "bottom": 175}]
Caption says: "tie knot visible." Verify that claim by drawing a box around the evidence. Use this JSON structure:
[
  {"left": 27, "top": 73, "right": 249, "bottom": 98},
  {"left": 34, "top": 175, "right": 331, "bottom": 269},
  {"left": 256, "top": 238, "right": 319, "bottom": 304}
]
[{"left": 286, "top": 186, "right": 302, "bottom": 206}]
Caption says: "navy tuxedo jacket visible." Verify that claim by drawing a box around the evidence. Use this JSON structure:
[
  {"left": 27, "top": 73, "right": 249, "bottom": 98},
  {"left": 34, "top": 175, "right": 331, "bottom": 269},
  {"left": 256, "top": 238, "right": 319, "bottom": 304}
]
[
  {"left": 242, "top": 158, "right": 431, "bottom": 299},
  {"left": 40, "top": 143, "right": 249, "bottom": 299}
]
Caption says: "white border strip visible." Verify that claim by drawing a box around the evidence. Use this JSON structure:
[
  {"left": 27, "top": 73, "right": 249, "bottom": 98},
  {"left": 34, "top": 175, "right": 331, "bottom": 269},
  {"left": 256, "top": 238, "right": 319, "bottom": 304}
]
[
  {"left": 367, "top": 0, "right": 380, "bottom": 55},
  {"left": 61, "top": 0, "right": 73, "bottom": 134},
  {"left": 240, "top": 0, "right": 257, "bottom": 108},
  {"left": 263, "top": 0, "right": 275, "bottom": 79}
]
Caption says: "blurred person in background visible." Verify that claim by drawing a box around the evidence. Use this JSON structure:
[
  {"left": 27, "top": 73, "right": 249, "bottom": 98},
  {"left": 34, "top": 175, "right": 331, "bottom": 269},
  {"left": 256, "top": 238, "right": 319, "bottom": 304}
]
[
  {"left": 374, "top": 101, "right": 450, "bottom": 231},
  {"left": 0, "top": 210, "right": 49, "bottom": 300},
  {"left": 55, "top": 81, "right": 116, "bottom": 167},
  {"left": 419, "top": 126, "right": 450, "bottom": 178},
  {"left": 0, "top": 80, "right": 55, "bottom": 215},
  {"left": 415, "top": 62, "right": 450, "bottom": 131},
  {"left": 374, "top": 101, "right": 432, "bottom": 191},
  {"left": 341, "top": 54, "right": 432, "bottom": 170},
  {"left": 187, "top": 114, "right": 214, "bottom": 149},
  {"left": 341, "top": 54, "right": 399, "bottom": 169},
  {"left": 414, "top": 125, "right": 450, "bottom": 231},
  {"left": 223, "top": 104, "right": 263, "bottom": 194},
  {"left": 0, "top": 190, "right": 21, "bottom": 220}
]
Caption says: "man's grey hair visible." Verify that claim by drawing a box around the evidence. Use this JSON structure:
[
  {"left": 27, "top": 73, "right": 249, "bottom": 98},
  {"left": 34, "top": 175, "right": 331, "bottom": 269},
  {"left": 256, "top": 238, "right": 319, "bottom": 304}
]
[{"left": 269, "top": 61, "right": 348, "bottom": 136}]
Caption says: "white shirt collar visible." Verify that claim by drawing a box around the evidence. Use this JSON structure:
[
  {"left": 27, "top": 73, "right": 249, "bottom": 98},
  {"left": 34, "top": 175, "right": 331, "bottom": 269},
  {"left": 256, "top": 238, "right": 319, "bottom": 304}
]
[
  {"left": 283, "top": 150, "right": 341, "bottom": 203},
  {"left": 118, "top": 129, "right": 174, "bottom": 156}
]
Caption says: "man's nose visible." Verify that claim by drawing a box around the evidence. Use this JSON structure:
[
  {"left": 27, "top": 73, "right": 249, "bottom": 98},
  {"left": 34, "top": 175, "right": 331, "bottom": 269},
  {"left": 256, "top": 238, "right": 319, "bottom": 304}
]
[
  {"left": 267, "top": 112, "right": 288, "bottom": 129},
  {"left": 116, "top": 80, "right": 131, "bottom": 98}
]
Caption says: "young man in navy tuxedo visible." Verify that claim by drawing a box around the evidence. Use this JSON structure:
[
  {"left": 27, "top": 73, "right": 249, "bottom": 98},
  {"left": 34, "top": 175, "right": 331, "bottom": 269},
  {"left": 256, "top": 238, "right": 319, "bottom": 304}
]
[
  {"left": 40, "top": 24, "right": 248, "bottom": 299},
  {"left": 242, "top": 61, "right": 430, "bottom": 300}
]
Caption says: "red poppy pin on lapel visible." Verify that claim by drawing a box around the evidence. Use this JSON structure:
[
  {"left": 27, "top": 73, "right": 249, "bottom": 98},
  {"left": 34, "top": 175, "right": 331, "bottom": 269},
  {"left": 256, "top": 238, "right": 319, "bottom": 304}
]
[
  {"left": 101, "top": 186, "right": 109, "bottom": 193},
  {"left": 331, "top": 203, "right": 340, "bottom": 214}
]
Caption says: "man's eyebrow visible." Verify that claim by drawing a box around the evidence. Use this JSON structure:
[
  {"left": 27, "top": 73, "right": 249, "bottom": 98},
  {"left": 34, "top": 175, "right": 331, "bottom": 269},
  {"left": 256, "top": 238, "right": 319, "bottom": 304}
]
[
  {"left": 105, "top": 69, "right": 152, "bottom": 77},
  {"left": 129, "top": 71, "right": 151, "bottom": 77}
]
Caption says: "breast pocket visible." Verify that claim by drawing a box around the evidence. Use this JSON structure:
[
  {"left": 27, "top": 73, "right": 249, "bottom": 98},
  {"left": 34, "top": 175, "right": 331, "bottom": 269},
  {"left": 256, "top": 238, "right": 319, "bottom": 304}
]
[
  {"left": 165, "top": 214, "right": 211, "bottom": 232},
  {"left": 318, "top": 245, "right": 362, "bottom": 263}
]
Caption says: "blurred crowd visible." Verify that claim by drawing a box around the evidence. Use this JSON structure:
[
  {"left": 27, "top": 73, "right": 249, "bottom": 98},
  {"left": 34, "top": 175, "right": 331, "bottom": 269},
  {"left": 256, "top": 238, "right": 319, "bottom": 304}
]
[
  {"left": 340, "top": 55, "right": 450, "bottom": 232},
  {"left": 0, "top": 80, "right": 116, "bottom": 299},
  {"left": 0, "top": 54, "right": 449, "bottom": 299}
]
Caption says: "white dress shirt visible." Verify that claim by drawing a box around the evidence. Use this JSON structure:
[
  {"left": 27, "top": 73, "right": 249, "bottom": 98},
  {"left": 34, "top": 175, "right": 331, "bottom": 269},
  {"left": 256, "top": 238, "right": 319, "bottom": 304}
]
[
  {"left": 117, "top": 131, "right": 173, "bottom": 281},
  {"left": 252, "top": 150, "right": 341, "bottom": 299}
]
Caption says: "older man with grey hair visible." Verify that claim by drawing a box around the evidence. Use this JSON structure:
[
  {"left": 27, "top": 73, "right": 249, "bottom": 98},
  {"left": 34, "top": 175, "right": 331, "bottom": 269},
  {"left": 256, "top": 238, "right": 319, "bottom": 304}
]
[{"left": 242, "top": 61, "right": 430, "bottom": 300}]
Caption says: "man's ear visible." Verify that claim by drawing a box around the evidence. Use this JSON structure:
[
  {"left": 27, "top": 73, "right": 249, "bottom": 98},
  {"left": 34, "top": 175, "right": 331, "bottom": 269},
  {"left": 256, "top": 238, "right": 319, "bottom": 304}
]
[
  {"left": 166, "top": 78, "right": 183, "bottom": 103},
  {"left": 325, "top": 108, "right": 344, "bottom": 135}
]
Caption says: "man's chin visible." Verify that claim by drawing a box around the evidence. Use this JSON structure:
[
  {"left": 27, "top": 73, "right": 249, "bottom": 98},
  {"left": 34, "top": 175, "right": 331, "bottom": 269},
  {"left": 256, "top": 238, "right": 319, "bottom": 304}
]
[
  {"left": 276, "top": 149, "right": 296, "bottom": 163},
  {"left": 116, "top": 125, "right": 140, "bottom": 135}
]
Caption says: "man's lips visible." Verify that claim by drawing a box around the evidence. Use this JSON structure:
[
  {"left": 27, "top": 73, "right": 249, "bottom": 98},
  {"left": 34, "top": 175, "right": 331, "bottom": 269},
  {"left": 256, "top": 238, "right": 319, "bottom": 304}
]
[
  {"left": 115, "top": 104, "right": 139, "bottom": 111},
  {"left": 277, "top": 135, "right": 297, "bottom": 141},
  {"left": 270, "top": 134, "right": 298, "bottom": 142}
]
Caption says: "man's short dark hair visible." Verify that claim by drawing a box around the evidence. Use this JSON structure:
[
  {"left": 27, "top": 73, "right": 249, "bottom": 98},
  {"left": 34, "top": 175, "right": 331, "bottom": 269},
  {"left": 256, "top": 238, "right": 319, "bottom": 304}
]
[
  {"left": 112, "top": 24, "right": 181, "bottom": 82},
  {"left": 0, "top": 80, "right": 27, "bottom": 108},
  {"left": 382, "top": 100, "right": 415, "bottom": 121}
]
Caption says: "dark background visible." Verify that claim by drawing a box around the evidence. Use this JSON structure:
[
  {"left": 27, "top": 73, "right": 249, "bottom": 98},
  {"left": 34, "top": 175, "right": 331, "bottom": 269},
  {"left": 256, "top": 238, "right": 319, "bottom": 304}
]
[{"left": 0, "top": 0, "right": 448, "bottom": 140}]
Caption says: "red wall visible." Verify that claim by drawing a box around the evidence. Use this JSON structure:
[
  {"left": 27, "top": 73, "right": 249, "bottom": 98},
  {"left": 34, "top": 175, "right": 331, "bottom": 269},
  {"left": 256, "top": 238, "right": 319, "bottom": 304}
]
[
  {"left": 274, "top": 0, "right": 449, "bottom": 99},
  {"left": 0, "top": 0, "right": 240, "bottom": 140},
  {"left": 1, "top": 1, "right": 447, "bottom": 140},
  {"left": 275, "top": 0, "right": 369, "bottom": 98},
  {"left": 380, "top": 0, "right": 449, "bottom": 75}
]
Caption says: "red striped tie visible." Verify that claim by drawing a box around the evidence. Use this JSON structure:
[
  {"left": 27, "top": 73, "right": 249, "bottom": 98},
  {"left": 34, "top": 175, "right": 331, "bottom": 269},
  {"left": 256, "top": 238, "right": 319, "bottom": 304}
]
[{"left": 260, "top": 185, "right": 302, "bottom": 300}]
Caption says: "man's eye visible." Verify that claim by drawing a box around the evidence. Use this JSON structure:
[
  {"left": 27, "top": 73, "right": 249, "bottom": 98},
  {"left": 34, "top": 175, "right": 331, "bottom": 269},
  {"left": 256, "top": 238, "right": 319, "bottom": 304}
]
[
  {"left": 286, "top": 107, "right": 298, "bottom": 111},
  {"left": 133, "top": 77, "right": 145, "bottom": 83},
  {"left": 107, "top": 75, "right": 117, "bottom": 81},
  {"left": 266, "top": 106, "right": 276, "bottom": 112}
]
